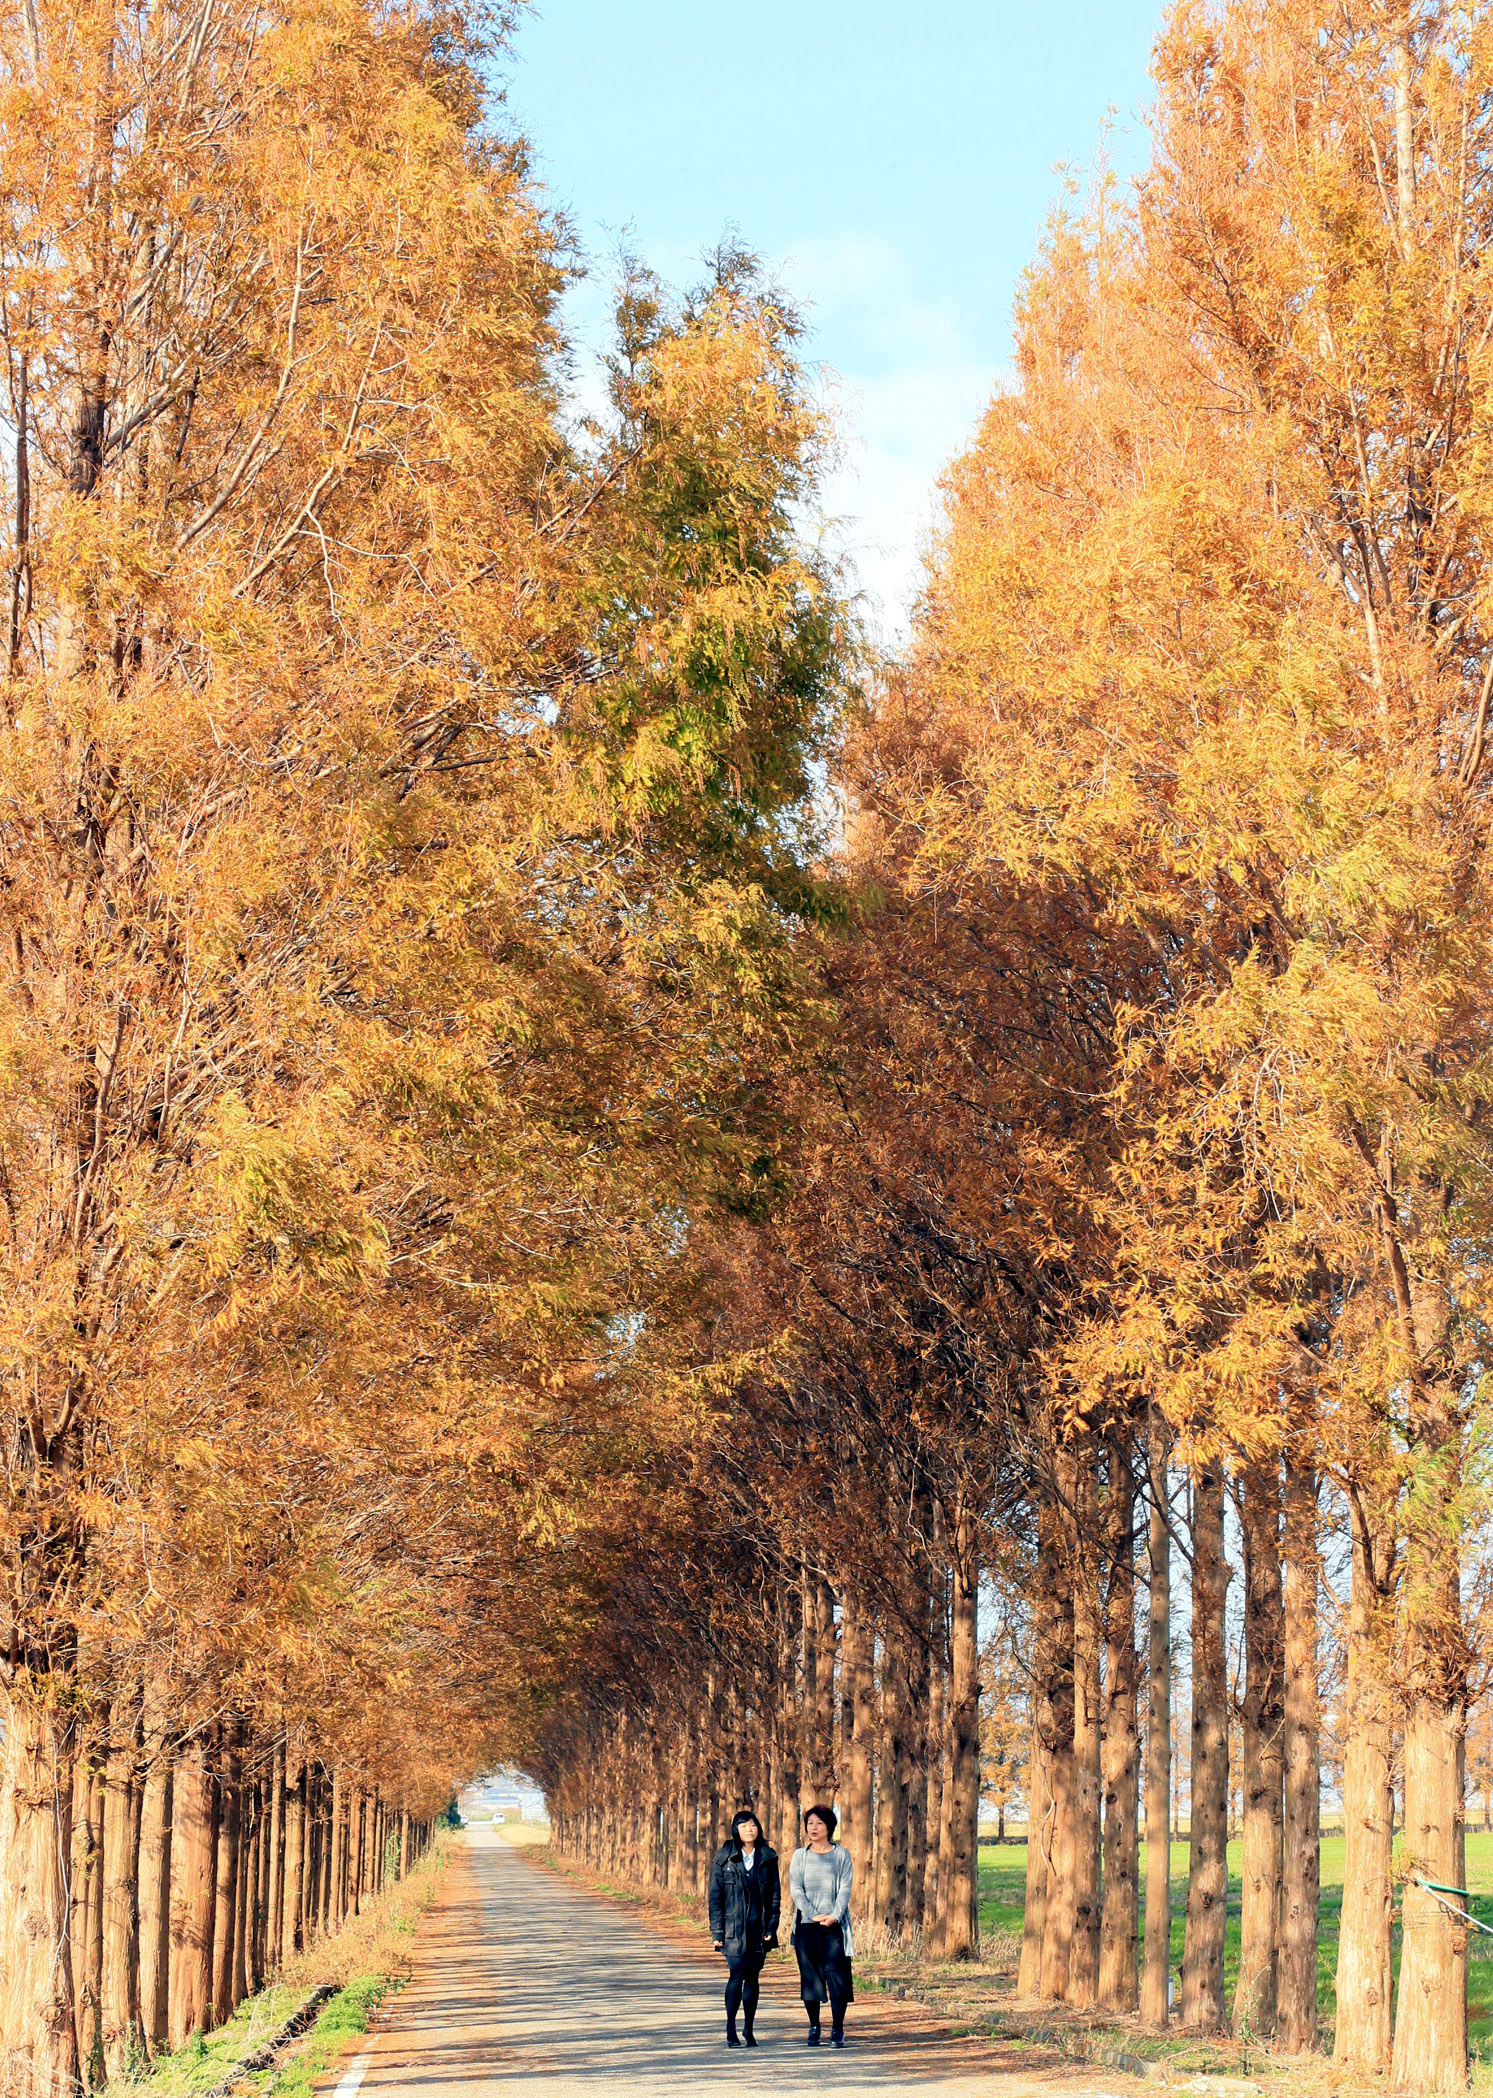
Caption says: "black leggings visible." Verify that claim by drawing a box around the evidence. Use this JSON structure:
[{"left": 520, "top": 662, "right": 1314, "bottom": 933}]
[
  {"left": 807, "top": 1997, "right": 847, "bottom": 2036},
  {"left": 725, "top": 1957, "right": 763, "bottom": 2031}
]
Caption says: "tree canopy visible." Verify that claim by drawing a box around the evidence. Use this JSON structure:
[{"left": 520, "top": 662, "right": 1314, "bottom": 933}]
[{"left": 5, "top": 3, "right": 1493, "bottom": 2095}]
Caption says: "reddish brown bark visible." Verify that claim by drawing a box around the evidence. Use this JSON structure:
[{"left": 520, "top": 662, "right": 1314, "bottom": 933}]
[
  {"left": 1233, "top": 1457, "right": 1284, "bottom": 2041},
  {"left": 1140, "top": 1412, "right": 1172, "bottom": 2030},
  {"left": 1098, "top": 1438, "right": 1139, "bottom": 2012},
  {"left": 1180, "top": 1463, "right": 1229, "bottom": 2033},
  {"left": 1276, "top": 1447, "right": 1319, "bottom": 2053}
]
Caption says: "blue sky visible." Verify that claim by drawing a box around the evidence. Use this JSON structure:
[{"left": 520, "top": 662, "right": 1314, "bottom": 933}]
[{"left": 503, "top": 2, "right": 1164, "bottom": 633}]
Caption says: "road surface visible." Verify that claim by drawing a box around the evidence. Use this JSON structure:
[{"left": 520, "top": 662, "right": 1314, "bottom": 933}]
[{"left": 334, "top": 1825, "right": 1139, "bottom": 2096}]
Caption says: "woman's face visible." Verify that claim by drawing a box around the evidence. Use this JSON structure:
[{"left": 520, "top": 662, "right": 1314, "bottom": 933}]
[
  {"left": 738, "top": 1817, "right": 760, "bottom": 1847},
  {"left": 806, "top": 1812, "right": 830, "bottom": 1844}
]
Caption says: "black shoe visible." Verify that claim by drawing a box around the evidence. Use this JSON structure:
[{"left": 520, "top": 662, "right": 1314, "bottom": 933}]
[
  {"left": 807, "top": 2029, "right": 821, "bottom": 2047},
  {"left": 727, "top": 2030, "right": 741, "bottom": 2047},
  {"left": 831, "top": 2032, "right": 845, "bottom": 2048},
  {"left": 744, "top": 2033, "right": 758, "bottom": 2048}
]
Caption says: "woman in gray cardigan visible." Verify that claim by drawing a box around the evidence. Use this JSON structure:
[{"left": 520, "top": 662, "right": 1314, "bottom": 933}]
[{"left": 788, "top": 1805, "right": 854, "bottom": 2047}]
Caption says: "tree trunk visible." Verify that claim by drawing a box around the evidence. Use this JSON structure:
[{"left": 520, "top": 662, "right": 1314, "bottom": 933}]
[
  {"left": 941, "top": 1507, "right": 981, "bottom": 1961},
  {"left": 1018, "top": 1701, "right": 1050, "bottom": 1996},
  {"left": 212, "top": 1725, "right": 242, "bottom": 2025},
  {"left": 283, "top": 1760, "right": 305, "bottom": 1965},
  {"left": 1040, "top": 1461, "right": 1077, "bottom": 2001},
  {"left": 1070, "top": 1443, "right": 1103, "bottom": 2007},
  {"left": 1140, "top": 1410, "right": 1172, "bottom": 2030},
  {"left": 256, "top": 1771, "right": 273, "bottom": 1981},
  {"left": 101, "top": 1702, "right": 142, "bottom": 2080},
  {"left": 72, "top": 1729, "right": 105, "bottom": 2089},
  {"left": 776, "top": 1584, "right": 801, "bottom": 1913},
  {"left": 685, "top": 1735, "right": 703, "bottom": 1900},
  {"left": 904, "top": 1574, "right": 930, "bottom": 1939},
  {"left": 842, "top": 1587, "right": 875, "bottom": 1931},
  {"left": 799, "top": 1572, "right": 820, "bottom": 1800},
  {"left": 1181, "top": 1462, "right": 1229, "bottom": 2033},
  {"left": 318, "top": 1768, "right": 334, "bottom": 1935},
  {"left": 137, "top": 1720, "right": 172, "bottom": 2055},
  {"left": 1234, "top": 1456, "right": 1284, "bottom": 2041},
  {"left": 934, "top": 1670, "right": 954, "bottom": 1933},
  {"left": 232, "top": 1774, "right": 253, "bottom": 2004},
  {"left": 0, "top": 1693, "right": 78, "bottom": 2098},
  {"left": 355, "top": 1789, "right": 368, "bottom": 1910},
  {"left": 320, "top": 1762, "right": 335, "bottom": 1921},
  {"left": 666, "top": 1729, "right": 688, "bottom": 1893},
  {"left": 331, "top": 1768, "right": 347, "bottom": 1928},
  {"left": 923, "top": 1572, "right": 947, "bottom": 1936},
  {"left": 1099, "top": 1436, "right": 1139, "bottom": 2012},
  {"left": 1393, "top": 1699, "right": 1468, "bottom": 2092},
  {"left": 167, "top": 1735, "right": 217, "bottom": 2048},
  {"left": 1020, "top": 1493, "right": 1058, "bottom": 1999},
  {"left": 1334, "top": 1486, "right": 1397, "bottom": 2071},
  {"left": 323, "top": 1769, "right": 336, "bottom": 1931},
  {"left": 303, "top": 1771, "right": 321, "bottom": 1941},
  {"left": 873, "top": 1620, "right": 910, "bottom": 1937},
  {"left": 815, "top": 1575, "right": 838, "bottom": 1795},
  {"left": 1392, "top": 1376, "right": 1469, "bottom": 2094},
  {"left": 1277, "top": 1443, "right": 1319, "bottom": 2054},
  {"left": 267, "top": 1737, "right": 286, "bottom": 1970},
  {"left": 325, "top": 1779, "right": 338, "bottom": 1910}
]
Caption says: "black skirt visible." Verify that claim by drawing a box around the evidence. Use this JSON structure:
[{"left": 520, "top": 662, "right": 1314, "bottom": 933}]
[{"left": 793, "top": 1916, "right": 854, "bottom": 2004}]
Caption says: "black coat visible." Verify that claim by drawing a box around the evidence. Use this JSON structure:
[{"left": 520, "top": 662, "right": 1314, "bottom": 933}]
[{"left": 708, "top": 1840, "right": 781, "bottom": 1960}]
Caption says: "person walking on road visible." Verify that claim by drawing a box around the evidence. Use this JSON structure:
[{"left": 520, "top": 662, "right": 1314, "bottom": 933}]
[
  {"left": 708, "top": 1807, "right": 781, "bottom": 2048},
  {"left": 789, "top": 1804, "right": 854, "bottom": 2048}
]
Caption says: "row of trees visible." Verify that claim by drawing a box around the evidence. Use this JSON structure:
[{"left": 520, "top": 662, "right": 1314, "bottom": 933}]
[
  {"left": 542, "top": 1542, "right": 983, "bottom": 1960},
  {"left": 6, "top": 3, "right": 1493, "bottom": 2098},
  {"left": 55, "top": 1710, "right": 436, "bottom": 2085},
  {"left": 0, "top": 0, "right": 853, "bottom": 2088},
  {"left": 531, "top": 10, "right": 1493, "bottom": 2098}
]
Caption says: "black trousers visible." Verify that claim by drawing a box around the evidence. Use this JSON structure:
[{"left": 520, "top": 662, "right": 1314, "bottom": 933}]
[
  {"left": 725, "top": 1950, "right": 765, "bottom": 2031},
  {"left": 793, "top": 1919, "right": 854, "bottom": 2004}
]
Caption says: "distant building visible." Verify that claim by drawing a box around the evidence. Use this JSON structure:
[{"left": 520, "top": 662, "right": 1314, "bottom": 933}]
[{"left": 460, "top": 1768, "right": 549, "bottom": 1823}]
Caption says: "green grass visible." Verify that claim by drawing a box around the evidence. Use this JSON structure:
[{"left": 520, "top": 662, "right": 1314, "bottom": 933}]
[
  {"left": 125, "top": 1844, "right": 450, "bottom": 2095},
  {"left": 267, "top": 1975, "right": 392, "bottom": 2098},
  {"left": 128, "top": 1971, "right": 400, "bottom": 2098},
  {"left": 122, "top": 1983, "right": 307, "bottom": 2097},
  {"left": 979, "top": 1830, "right": 1493, "bottom": 2053}
]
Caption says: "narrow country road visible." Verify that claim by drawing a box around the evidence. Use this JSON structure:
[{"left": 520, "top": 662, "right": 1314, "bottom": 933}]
[{"left": 334, "top": 1826, "right": 1131, "bottom": 2096}]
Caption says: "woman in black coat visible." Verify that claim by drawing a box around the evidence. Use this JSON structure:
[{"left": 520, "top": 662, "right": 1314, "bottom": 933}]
[{"left": 707, "top": 1807, "right": 781, "bottom": 2047}]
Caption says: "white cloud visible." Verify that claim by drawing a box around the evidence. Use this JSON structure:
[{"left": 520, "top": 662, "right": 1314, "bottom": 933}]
[
  {"left": 554, "top": 224, "right": 1009, "bottom": 644},
  {"left": 777, "top": 231, "right": 1009, "bottom": 641},
  {"left": 815, "top": 358, "right": 997, "bottom": 643}
]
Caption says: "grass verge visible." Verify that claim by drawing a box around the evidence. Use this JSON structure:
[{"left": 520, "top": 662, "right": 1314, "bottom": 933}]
[
  {"left": 124, "top": 1839, "right": 451, "bottom": 2097},
  {"left": 979, "top": 1832, "right": 1493, "bottom": 2060}
]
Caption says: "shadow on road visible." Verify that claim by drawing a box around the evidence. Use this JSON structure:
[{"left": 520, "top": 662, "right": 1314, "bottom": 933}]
[{"left": 355, "top": 1829, "right": 1041, "bottom": 2095}]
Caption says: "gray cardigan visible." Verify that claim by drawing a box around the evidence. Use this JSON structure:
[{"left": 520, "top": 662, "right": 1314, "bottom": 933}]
[{"left": 789, "top": 1843, "right": 854, "bottom": 1955}]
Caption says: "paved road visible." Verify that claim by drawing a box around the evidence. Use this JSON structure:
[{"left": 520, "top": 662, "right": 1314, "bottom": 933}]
[{"left": 344, "top": 1826, "right": 1124, "bottom": 2096}]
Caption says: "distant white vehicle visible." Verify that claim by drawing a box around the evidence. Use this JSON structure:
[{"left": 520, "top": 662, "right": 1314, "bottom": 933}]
[{"left": 493, "top": 1811, "right": 507, "bottom": 1823}]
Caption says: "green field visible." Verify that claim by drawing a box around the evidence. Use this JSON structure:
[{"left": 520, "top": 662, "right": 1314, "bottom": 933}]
[{"left": 978, "top": 1833, "right": 1493, "bottom": 2051}]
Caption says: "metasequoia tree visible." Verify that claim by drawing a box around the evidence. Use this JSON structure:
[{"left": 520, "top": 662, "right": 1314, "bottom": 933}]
[
  {"left": 881, "top": 0, "right": 1493, "bottom": 2083},
  {"left": 532, "top": 761, "right": 1141, "bottom": 1964},
  {"left": 11, "top": 2, "right": 1493, "bottom": 2093},
  {"left": 0, "top": 0, "right": 851, "bottom": 2080}
]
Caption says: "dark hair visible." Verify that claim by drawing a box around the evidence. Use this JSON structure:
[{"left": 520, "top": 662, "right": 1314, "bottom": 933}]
[
  {"left": 804, "top": 1802, "right": 837, "bottom": 1839},
  {"left": 731, "top": 1807, "right": 763, "bottom": 1843}
]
